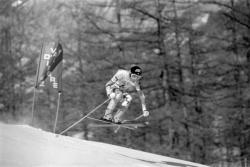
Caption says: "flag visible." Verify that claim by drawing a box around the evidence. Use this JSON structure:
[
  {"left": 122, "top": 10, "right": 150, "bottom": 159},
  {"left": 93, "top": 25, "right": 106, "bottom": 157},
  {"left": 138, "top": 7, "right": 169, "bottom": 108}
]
[
  {"left": 35, "top": 41, "right": 63, "bottom": 92},
  {"left": 47, "top": 43, "right": 63, "bottom": 75}
]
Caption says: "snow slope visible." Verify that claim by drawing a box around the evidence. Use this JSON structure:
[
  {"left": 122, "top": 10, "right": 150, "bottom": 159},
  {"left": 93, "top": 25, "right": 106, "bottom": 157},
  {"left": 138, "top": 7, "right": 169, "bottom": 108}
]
[{"left": 0, "top": 123, "right": 209, "bottom": 167}]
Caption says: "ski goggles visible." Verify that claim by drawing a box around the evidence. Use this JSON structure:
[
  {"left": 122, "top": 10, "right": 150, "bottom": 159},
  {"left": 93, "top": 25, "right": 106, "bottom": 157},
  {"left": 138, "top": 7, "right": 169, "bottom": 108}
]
[{"left": 131, "top": 73, "right": 142, "bottom": 80}]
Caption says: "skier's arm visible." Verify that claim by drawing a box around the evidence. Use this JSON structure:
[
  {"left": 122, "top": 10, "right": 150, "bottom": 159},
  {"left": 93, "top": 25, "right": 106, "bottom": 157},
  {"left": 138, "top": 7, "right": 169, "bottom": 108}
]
[
  {"left": 136, "top": 85, "right": 149, "bottom": 117},
  {"left": 138, "top": 90, "right": 146, "bottom": 111},
  {"left": 105, "top": 72, "right": 120, "bottom": 97}
]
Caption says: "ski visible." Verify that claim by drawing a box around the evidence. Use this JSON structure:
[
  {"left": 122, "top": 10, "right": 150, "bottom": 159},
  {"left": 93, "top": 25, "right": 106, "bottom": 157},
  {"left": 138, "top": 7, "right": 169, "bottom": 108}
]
[
  {"left": 87, "top": 117, "right": 137, "bottom": 131},
  {"left": 88, "top": 122, "right": 147, "bottom": 128},
  {"left": 113, "top": 119, "right": 149, "bottom": 133}
]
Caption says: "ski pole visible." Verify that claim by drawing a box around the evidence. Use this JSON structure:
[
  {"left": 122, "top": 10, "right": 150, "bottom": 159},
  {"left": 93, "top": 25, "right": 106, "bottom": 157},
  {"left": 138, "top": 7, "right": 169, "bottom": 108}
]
[
  {"left": 134, "top": 114, "right": 144, "bottom": 121},
  {"left": 114, "top": 114, "right": 145, "bottom": 133},
  {"left": 58, "top": 98, "right": 110, "bottom": 135}
]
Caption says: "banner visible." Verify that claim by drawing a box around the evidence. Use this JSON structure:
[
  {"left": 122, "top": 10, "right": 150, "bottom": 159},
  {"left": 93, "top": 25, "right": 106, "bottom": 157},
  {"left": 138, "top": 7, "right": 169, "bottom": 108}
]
[{"left": 35, "top": 41, "right": 63, "bottom": 92}]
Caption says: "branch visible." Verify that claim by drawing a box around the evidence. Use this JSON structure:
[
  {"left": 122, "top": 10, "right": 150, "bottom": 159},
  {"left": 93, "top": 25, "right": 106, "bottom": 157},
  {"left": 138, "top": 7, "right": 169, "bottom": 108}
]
[
  {"left": 201, "top": 0, "right": 250, "bottom": 19},
  {"left": 223, "top": 12, "right": 250, "bottom": 30}
]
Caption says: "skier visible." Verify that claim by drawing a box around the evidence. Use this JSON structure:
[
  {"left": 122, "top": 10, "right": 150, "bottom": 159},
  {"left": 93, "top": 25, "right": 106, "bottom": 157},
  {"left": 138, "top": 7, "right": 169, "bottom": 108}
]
[{"left": 101, "top": 65, "right": 149, "bottom": 124}]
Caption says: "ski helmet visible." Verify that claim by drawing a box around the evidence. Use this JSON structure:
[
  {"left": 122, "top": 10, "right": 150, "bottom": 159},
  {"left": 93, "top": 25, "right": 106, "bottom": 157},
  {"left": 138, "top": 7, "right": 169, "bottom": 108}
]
[{"left": 130, "top": 66, "right": 142, "bottom": 76}]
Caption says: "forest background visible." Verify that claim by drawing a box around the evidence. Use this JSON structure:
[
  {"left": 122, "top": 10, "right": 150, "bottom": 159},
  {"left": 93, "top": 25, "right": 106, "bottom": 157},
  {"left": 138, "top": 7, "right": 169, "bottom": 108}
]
[{"left": 1, "top": 0, "right": 250, "bottom": 166}]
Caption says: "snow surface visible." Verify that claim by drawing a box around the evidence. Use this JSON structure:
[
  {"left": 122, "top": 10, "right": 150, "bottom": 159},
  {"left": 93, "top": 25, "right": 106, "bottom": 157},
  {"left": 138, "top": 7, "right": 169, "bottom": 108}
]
[{"left": 0, "top": 123, "right": 209, "bottom": 167}]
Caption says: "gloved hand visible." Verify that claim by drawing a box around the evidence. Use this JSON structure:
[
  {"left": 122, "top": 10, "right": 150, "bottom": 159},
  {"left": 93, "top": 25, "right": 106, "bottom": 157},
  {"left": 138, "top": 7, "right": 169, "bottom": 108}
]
[
  {"left": 143, "top": 110, "right": 149, "bottom": 117},
  {"left": 111, "top": 83, "right": 120, "bottom": 90},
  {"left": 109, "top": 92, "right": 116, "bottom": 99}
]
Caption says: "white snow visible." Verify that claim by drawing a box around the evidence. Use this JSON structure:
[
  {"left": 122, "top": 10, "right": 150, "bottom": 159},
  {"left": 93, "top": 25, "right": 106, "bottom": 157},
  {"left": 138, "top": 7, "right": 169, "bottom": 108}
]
[{"left": 0, "top": 123, "right": 209, "bottom": 167}]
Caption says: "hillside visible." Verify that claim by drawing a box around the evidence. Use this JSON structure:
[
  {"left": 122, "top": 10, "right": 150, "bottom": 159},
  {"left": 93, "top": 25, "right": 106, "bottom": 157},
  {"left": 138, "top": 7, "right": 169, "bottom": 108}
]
[{"left": 0, "top": 123, "right": 209, "bottom": 167}]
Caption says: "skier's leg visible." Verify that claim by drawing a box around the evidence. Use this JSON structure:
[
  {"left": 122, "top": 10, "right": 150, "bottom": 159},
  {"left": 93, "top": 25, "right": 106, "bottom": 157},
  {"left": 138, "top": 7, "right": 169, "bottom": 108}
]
[
  {"left": 103, "top": 90, "right": 123, "bottom": 121},
  {"left": 114, "top": 93, "right": 132, "bottom": 123},
  {"left": 103, "top": 100, "right": 116, "bottom": 121}
]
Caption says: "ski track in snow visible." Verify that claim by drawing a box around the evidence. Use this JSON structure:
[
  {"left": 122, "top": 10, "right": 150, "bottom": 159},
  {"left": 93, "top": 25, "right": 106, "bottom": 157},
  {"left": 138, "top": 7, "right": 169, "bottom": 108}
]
[{"left": 0, "top": 123, "right": 209, "bottom": 167}]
